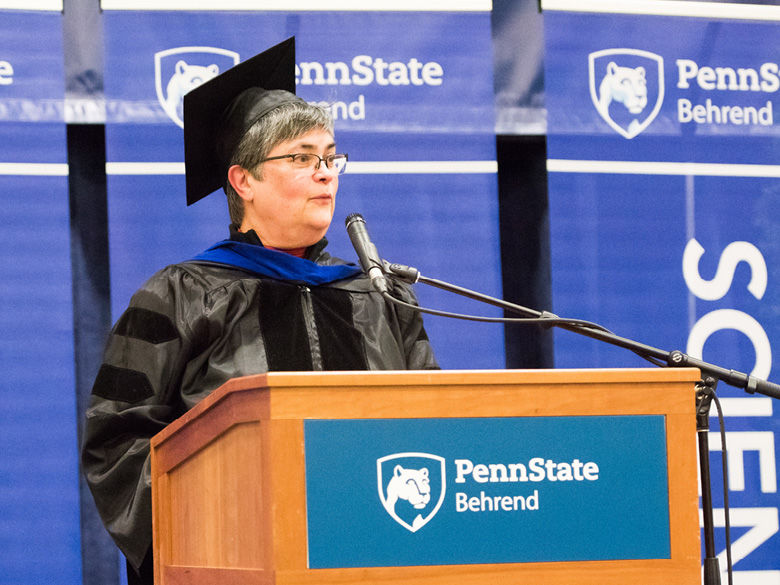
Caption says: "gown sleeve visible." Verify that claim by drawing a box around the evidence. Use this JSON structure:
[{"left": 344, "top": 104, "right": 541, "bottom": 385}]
[
  {"left": 388, "top": 278, "right": 440, "bottom": 370},
  {"left": 80, "top": 266, "right": 197, "bottom": 570}
]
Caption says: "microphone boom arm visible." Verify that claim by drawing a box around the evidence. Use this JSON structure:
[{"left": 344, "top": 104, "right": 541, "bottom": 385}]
[{"left": 385, "top": 263, "right": 780, "bottom": 400}]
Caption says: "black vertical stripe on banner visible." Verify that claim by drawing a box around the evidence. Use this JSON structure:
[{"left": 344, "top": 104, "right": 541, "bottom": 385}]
[{"left": 68, "top": 123, "right": 120, "bottom": 585}]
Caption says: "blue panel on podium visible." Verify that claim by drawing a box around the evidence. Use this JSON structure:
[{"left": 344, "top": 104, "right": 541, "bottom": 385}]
[{"left": 304, "top": 415, "right": 670, "bottom": 568}]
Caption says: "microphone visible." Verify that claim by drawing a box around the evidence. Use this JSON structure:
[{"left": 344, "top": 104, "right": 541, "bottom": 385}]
[{"left": 345, "top": 213, "right": 389, "bottom": 294}]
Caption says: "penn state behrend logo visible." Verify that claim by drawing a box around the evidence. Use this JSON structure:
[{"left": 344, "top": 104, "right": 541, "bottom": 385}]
[
  {"left": 377, "top": 452, "right": 446, "bottom": 532},
  {"left": 155, "top": 47, "right": 240, "bottom": 128},
  {"left": 589, "top": 48, "right": 664, "bottom": 139}
]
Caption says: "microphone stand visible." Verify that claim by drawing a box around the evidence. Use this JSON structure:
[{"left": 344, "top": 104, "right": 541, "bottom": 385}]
[
  {"left": 385, "top": 262, "right": 780, "bottom": 585},
  {"left": 695, "top": 377, "right": 723, "bottom": 585},
  {"left": 388, "top": 264, "right": 780, "bottom": 400}
]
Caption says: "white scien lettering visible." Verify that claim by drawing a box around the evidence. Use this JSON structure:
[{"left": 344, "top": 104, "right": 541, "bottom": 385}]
[
  {"left": 687, "top": 309, "right": 772, "bottom": 380},
  {"left": 682, "top": 239, "right": 767, "bottom": 301},
  {"left": 711, "top": 507, "right": 779, "bottom": 567},
  {"left": 709, "top": 431, "right": 777, "bottom": 493},
  {"left": 683, "top": 238, "right": 772, "bottom": 379}
]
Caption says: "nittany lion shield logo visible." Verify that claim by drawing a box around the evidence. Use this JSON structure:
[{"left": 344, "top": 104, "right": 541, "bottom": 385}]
[
  {"left": 155, "top": 46, "right": 240, "bottom": 128},
  {"left": 589, "top": 48, "right": 664, "bottom": 139},
  {"left": 377, "top": 452, "right": 446, "bottom": 533}
]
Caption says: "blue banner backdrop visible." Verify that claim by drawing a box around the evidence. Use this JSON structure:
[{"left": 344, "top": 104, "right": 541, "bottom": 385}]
[
  {"left": 0, "top": 9, "right": 81, "bottom": 585},
  {"left": 545, "top": 9, "right": 780, "bottom": 582},
  {"left": 103, "top": 10, "right": 502, "bottom": 370}
]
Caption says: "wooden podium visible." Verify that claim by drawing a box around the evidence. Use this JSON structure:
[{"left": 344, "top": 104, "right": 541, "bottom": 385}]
[{"left": 150, "top": 368, "right": 702, "bottom": 585}]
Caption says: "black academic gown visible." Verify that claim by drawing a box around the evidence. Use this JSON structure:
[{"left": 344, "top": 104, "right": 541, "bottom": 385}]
[{"left": 81, "top": 230, "right": 438, "bottom": 574}]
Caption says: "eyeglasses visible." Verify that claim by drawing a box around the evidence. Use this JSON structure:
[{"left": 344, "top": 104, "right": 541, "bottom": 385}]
[{"left": 258, "top": 152, "right": 348, "bottom": 174}]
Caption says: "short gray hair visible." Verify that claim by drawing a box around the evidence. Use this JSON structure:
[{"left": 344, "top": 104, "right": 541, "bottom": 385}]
[{"left": 224, "top": 101, "right": 335, "bottom": 225}]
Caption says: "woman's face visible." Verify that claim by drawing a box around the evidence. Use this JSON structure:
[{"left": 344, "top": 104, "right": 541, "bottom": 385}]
[{"left": 238, "top": 128, "right": 339, "bottom": 249}]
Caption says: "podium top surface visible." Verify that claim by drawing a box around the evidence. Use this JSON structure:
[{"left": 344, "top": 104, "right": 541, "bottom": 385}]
[
  {"left": 226, "top": 367, "right": 700, "bottom": 388},
  {"left": 151, "top": 368, "right": 700, "bottom": 448}
]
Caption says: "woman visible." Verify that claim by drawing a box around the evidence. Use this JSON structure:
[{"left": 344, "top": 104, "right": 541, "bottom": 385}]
[{"left": 81, "top": 38, "right": 437, "bottom": 585}]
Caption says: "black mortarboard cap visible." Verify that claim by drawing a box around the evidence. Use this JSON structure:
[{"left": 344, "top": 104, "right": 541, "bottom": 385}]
[{"left": 183, "top": 37, "right": 304, "bottom": 205}]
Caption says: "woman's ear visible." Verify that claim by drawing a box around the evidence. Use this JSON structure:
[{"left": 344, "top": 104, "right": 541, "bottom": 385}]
[{"left": 227, "top": 165, "right": 254, "bottom": 202}]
